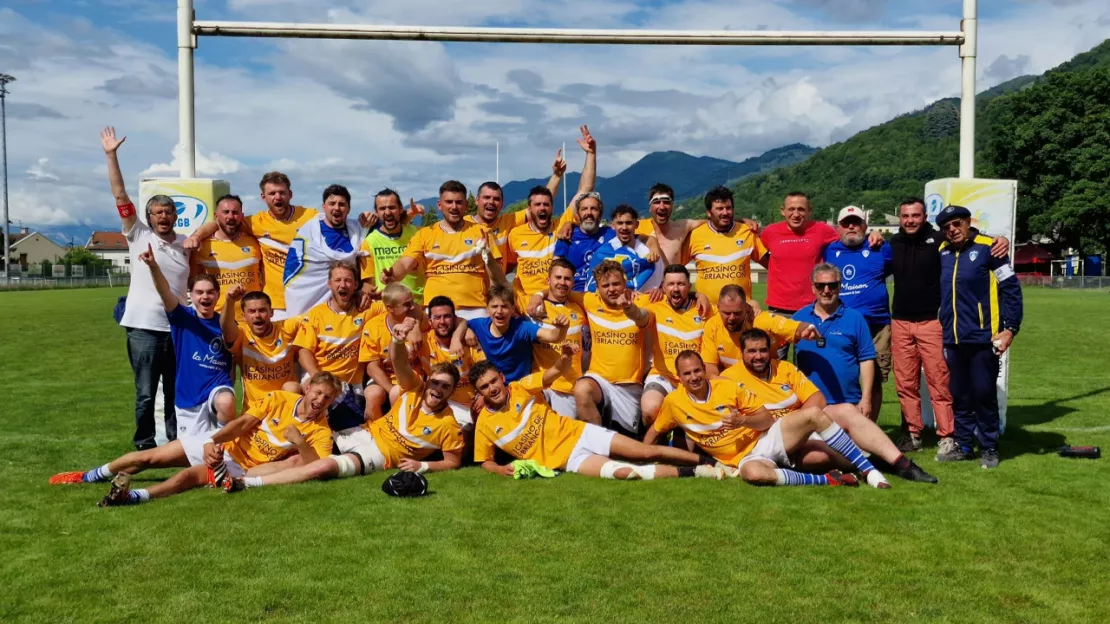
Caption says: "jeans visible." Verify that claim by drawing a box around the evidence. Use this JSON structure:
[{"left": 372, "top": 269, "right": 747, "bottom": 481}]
[{"left": 126, "top": 328, "right": 177, "bottom": 449}]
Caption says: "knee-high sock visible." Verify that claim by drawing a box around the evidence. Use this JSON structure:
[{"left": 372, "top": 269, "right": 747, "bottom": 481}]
[
  {"left": 819, "top": 423, "right": 878, "bottom": 475},
  {"left": 775, "top": 469, "right": 830, "bottom": 486}
]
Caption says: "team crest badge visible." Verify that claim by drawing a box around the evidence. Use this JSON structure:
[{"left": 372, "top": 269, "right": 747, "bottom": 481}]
[
  {"left": 570, "top": 313, "right": 578, "bottom": 320},
  {"left": 464, "top": 239, "right": 473, "bottom": 245},
  {"left": 969, "top": 251, "right": 979, "bottom": 262},
  {"left": 495, "top": 426, "right": 503, "bottom": 434},
  {"left": 926, "top": 238, "right": 935, "bottom": 244},
  {"left": 241, "top": 247, "right": 251, "bottom": 253},
  {"left": 422, "top": 426, "right": 432, "bottom": 436},
  {"left": 665, "top": 317, "right": 674, "bottom": 324},
  {"left": 862, "top": 249, "right": 870, "bottom": 258},
  {"left": 781, "top": 384, "right": 791, "bottom": 391},
  {"left": 515, "top": 403, "right": 522, "bottom": 412},
  {"left": 271, "top": 418, "right": 280, "bottom": 425},
  {"left": 521, "top": 242, "right": 529, "bottom": 248},
  {"left": 703, "top": 245, "right": 711, "bottom": 250},
  {"left": 432, "top": 243, "right": 440, "bottom": 249},
  {"left": 275, "top": 339, "right": 282, "bottom": 347},
  {"left": 325, "top": 325, "right": 334, "bottom": 331},
  {"left": 354, "top": 318, "right": 363, "bottom": 327},
  {"left": 716, "top": 405, "right": 727, "bottom": 412},
  {"left": 735, "top": 240, "right": 744, "bottom": 247},
  {"left": 694, "top": 316, "right": 702, "bottom": 324},
  {"left": 717, "top": 345, "right": 725, "bottom": 351},
  {"left": 835, "top": 250, "right": 841, "bottom": 258}
]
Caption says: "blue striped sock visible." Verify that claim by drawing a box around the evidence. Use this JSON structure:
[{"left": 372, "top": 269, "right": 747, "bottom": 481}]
[
  {"left": 128, "top": 489, "right": 151, "bottom": 503},
  {"left": 775, "top": 469, "right": 830, "bottom": 486},
  {"left": 83, "top": 464, "right": 115, "bottom": 483},
  {"left": 820, "top": 424, "right": 876, "bottom": 475}
]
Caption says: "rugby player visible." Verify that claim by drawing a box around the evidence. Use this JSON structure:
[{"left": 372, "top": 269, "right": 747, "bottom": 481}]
[
  {"left": 470, "top": 358, "right": 723, "bottom": 480},
  {"left": 648, "top": 351, "right": 887, "bottom": 488},
  {"left": 139, "top": 243, "right": 235, "bottom": 438},
  {"left": 223, "top": 319, "right": 465, "bottom": 488},
  {"left": 359, "top": 283, "right": 430, "bottom": 421},
  {"left": 468, "top": 284, "right": 571, "bottom": 384},
  {"left": 189, "top": 194, "right": 263, "bottom": 322},
  {"left": 425, "top": 295, "right": 487, "bottom": 432},
  {"left": 527, "top": 259, "right": 588, "bottom": 417},
  {"left": 633, "top": 183, "right": 760, "bottom": 267},
  {"left": 51, "top": 372, "right": 340, "bottom": 506},
  {"left": 700, "top": 285, "right": 820, "bottom": 377},
  {"left": 360, "top": 189, "right": 426, "bottom": 305},
  {"left": 722, "top": 329, "right": 937, "bottom": 484},
  {"left": 220, "top": 286, "right": 301, "bottom": 411},
  {"left": 186, "top": 172, "right": 320, "bottom": 320},
  {"left": 684, "top": 186, "right": 768, "bottom": 304}
]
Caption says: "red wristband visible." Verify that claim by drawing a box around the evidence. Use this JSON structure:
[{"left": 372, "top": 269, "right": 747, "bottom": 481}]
[{"left": 117, "top": 202, "right": 136, "bottom": 218}]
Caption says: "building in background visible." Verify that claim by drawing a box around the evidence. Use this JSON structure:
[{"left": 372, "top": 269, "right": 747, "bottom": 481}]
[
  {"left": 5, "top": 228, "right": 66, "bottom": 272},
  {"left": 86, "top": 231, "right": 130, "bottom": 271}
]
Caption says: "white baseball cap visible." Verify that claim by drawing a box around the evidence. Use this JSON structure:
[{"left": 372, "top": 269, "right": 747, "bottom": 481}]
[{"left": 837, "top": 205, "right": 867, "bottom": 225}]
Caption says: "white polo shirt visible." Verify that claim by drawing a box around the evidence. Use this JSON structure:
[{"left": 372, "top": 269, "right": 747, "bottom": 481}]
[{"left": 121, "top": 221, "right": 190, "bottom": 332}]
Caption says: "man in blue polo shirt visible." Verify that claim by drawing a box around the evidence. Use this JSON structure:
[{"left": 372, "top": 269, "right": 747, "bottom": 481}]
[
  {"left": 468, "top": 284, "right": 570, "bottom": 382},
  {"left": 794, "top": 263, "right": 878, "bottom": 419},
  {"left": 823, "top": 205, "right": 892, "bottom": 420}
]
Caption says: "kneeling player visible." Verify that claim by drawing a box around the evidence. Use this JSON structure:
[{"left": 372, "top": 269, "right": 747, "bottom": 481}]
[
  {"left": 50, "top": 373, "right": 340, "bottom": 505},
  {"left": 228, "top": 317, "right": 465, "bottom": 488},
  {"left": 470, "top": 356, "right": 723, "bottom": 480},
  {"left": 646, "top": 351, "right": 888, "bottom": 488}
]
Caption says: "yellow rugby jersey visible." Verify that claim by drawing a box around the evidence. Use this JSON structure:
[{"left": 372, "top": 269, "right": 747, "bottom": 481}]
[
  {"left": 357, "top": 314, "right": 430, "bottom": 386},
  {"left": 636, "top": 219, "right": 658, "bottom": 238},
  {"left": 292, "top": 301, "right": 376, "bottom": 386},
  {"left": 506, "top": 223, "right": 559, "bottom": 304},
  {"left": 403, "top": 222, "right": 500, "bottom": 310},
  {"left": 473, "top": 374, "right": 587, "bottom": 470},
  {"left": 426, "top": 330, "right": 486, "bottom": 405},
  {"left": 467, "top": 211, "right": 525, "bottom": 265},
  {"left": 645, "top": 299, "right": 711, "bottom": 383},
  {"left": 721, "top": 358, "right": 821, "bottom": 419},
  {"left": 570, "top": 292, "right": 649, "bottom": 384},
  {"left": 654, "top": 379, "right": 764, "bottom": 467},
  {"left": 232, "top": 318, "right": 301, "bottom": 410},
  {"left": 700, "top": 311, "right": 801, "bottom": 370},
  {"left": 225, "top": 391, "right": 332, "bottom": 470},
  {"left": 531, "top": 299, "right": 587, "bottom": 393},
  {"left": 366, "top": 386, "right": 465, "bottom": 468},
  {"left": 191, "top": 235, "right": 264, "bottom": 321},
  {"left": 685, "top": 222, "right": 768, "bottom": 303},
  {"left": 244, "top": 206, "right": 319, "bottom": 311}
]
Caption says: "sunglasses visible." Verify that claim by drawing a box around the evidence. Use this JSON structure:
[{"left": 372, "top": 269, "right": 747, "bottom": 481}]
[
  {"left": 941, "top": 220, "right": 966, "bottom": 231},
  {"left": 814, "top": 281, "right": 840, "bottom": 291}
]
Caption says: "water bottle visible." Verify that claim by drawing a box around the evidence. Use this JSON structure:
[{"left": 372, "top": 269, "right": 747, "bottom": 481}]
[{"left": 1058, "top": 446, "right": 1101, "bottom": 459}]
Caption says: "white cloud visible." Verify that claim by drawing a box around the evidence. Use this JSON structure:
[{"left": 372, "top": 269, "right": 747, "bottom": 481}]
[
  {"left": 143, "top": 144, "right": 243, "bottom": 177},
  {"left": 26, "top": 158, "right": 60, "bottom": 182}
]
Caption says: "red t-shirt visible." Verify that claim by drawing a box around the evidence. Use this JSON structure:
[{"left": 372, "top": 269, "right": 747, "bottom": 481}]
[{"left": 761, "top": 220, "right": 839, "bottom": 311}]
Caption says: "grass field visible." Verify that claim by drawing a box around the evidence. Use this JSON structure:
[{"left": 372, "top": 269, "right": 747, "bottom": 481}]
[{"left": 2, "top": 286, "right": 1109, "bottom": 623}]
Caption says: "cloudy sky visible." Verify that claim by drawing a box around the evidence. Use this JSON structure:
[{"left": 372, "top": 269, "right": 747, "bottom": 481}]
[{"left": 2, "top": 0, "right": 1109, "bottom": 227}]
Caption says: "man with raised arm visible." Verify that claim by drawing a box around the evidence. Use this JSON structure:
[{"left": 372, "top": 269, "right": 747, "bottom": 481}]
[
  {"left": 222, "top": 318, "right": 466, "bottom": 488},
  {"left": 721, "top": 329, "right": 937, "bottom": 484},
  {"left": 186, "top": 171, "right": 319, "bottom": 320},
  {"left": 190, "top": 194, "right": 263, "bottom": 322},
  {"left": 700, "top": 285, "right": 819, "bottom": 378},
  {"left": 586, "top": 204, "right": 664, "bottom": 292},
  {"left": 220, "top": 286, "right": 302, "bottom": 412},
  {"left": 283, "top": 184, "right": 371, "bottom": 317},
  {"left": 468, "top": 284, "right": 571, "bottom": 384},
  {"left": 52, "top": 373, "right": 340, "bottom": 506},
  {"left": 647, "top": 351, "right": 887, "bottom": 488},
  {"left": 358, "top": 283, "right": 429, "bottom": 421},
  {"left": 382, "top": 180, "right": 504, "bottom": 321},
  {"left": 470, "top": 356, "right": 724, "bottom": 480},
  {"left": 101, "top": 126, "right": 190, "bottom": 450}
]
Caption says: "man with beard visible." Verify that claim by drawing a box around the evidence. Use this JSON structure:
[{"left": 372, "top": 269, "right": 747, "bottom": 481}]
[
  {"left": 632, "top": 183, "right": 760, "bottom": 267},
  {"left": 220, "top": 286, "right": 302, "bottom": 412},
  {"left": 101, "top": 126, "right": 190, "bottom": 450},
  {"left": 504, "top": 186, "right": 565, "bottom": 310},
  {"left": 222, "top": 319, "right": 466, "bottom": 487},
  {"left": 360, "top": 189, "right": 425, "bottom": 305},
  {"left": 684, "top": 186, "right": 768, "bottom": 305},
  {"left": 889, "top": 197, "right": 1008, "bottom": 456},
  {"left": 283, "top": 184, "right": 371, "bottom": 317},
  {"left": 700, "top": 285, "right": 820, "bottom": 377},
  {"left": 186, "top": 172, "right": 320, "bottom": 321},
  {"left": 383, "top": 181, "right": 504, "bottom": 321},
  {"left": 425, "top": 295, "right": 486, "bottom": 432},
  {"left": 721, "top": 329, "right": 937, "bottom": 484},
  {"left": 647, "top": 351, "right": 888, "bottom": 488},
  {"left": 51, "top": 373, "right": 340, "bottom": 505},
  {"left": 586, "top": 204, "right": 664, "bottom": 292},
  {"left": 470, "top": 357, "right": 723, "bottom": 480},
  {"left": 190, "top": 194, "right": 263, "bottom": 322},
  {"left": 823, "top": 206, "right": 893, "bottom": 421},
  {"left": 528, "top": 259, "right": 588, "bottom": 417}
]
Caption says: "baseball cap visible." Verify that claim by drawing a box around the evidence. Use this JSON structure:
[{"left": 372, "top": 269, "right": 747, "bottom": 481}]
[
  {"left": 936, "top": 204, "right": 972, "bottom": 227},
  {"left": 381, "top": 471, "right": 429, "bottom": 497},
  {"left": 837, "top": 205, "right": 867, "bottom": 225}
]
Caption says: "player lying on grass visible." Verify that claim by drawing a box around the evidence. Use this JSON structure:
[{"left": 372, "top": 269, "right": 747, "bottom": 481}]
[
  {"left": 221, "top": 317, "right": 466, "bottom": 489},
  {"left": 469, "top": 357, "right": 724, "bottom": 480},
  {"left": 720, "top": 328, "right": 937, "bottom": 484},
  {"left": 49, "top": 372, "right": 341, "bottom": 506},
  {"left": 645, "top": 350, "right": 888, "bottom": 488}
]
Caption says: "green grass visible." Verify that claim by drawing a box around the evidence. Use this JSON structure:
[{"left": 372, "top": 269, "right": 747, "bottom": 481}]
[{"left": 2, "top": 286, "right": 1109, "bottom": 623}]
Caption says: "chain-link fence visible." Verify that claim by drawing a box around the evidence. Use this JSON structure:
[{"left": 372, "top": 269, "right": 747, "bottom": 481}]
[
  {"left": 1019, "top": 275, "right": 1110, "bottom": 290},
  {"left": 0, "top": 263, "right": 131, "bottom": 291}
]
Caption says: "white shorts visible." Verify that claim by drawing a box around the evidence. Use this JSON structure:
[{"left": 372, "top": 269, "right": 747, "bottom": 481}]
[
  {"left": 332, "top": 426, "right": 388, "bottom": 475},
  {"left": 738, "top": 419, "right": 793, "bottom": 469},
  {"left": 174, "top": 386, "right": 234, "bottom": 438},
  {"left": 543, "top": 389, "right": 578, "bottom": 419},
  {"left": 179, "top": 433, "right": 246, "bottom": 478},
  {"left": 643, "top": 374, "right": 676, "bottom": 395},
  {"left": 455, "top": 307, "right": 489, "bottom": 321},
  {"left": 448, "top": 400, "right": 474, "bottom": 430},
  {"left": 582, "top": 373, "right": 642, "bottom": 433},
  {"left": 566, "top": 423, "right": 617, "bottom": 473}
]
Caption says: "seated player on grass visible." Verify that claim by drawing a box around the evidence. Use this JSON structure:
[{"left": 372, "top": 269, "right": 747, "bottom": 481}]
[
  {"left": 721, "top": 329, "right": 938, "bottom": 484},
  {"left": 469, "top": 356, "right": 724, "bottom": 480},
  {"left": 224, "top": 317, "right": 465, "bottom": 488},
  {"left": 645, "top": 351, "right": 889, "bottom": 488},
  {"left": 50, "top": 373, "right": 340, "bottom": 506}
]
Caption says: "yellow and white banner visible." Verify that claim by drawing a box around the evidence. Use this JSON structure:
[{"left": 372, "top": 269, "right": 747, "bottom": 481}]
[
  {"left": 921, "top": 178, "right": 1018, "bottom": 432},
  {"left": 138, "top": 178, "right": 231, "bottom": 237}
]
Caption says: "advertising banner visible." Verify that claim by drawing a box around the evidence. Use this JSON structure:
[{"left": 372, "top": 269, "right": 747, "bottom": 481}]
[{"left": 138, "top": 178, "right": 231, "bottom": 237}]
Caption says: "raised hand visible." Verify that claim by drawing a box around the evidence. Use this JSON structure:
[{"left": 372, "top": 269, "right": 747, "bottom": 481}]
[
  {"left": 391, "top": 317, "right": 418, "bottom": 342},
  {"left": 358, "top": 211, "right": 379, "bottom": 229},
  {"left": 614, "top": 290, "right": 634, "bottom": 309},
  {"left": 552, "top": 148, "right": 567, "bottom": 177},
  {"left": 409, "top": 198, "right": 425, "bottom": 217},
  {"left": 137, "top": 243, "right": 156, "bottom": 266},
  {"left": 100, "top": 127, "right": 126, "bottom": 153},
  {"left": 380, "top": 266, "right": 396, "bottom": 284},
  {"left": 226, "top": 284, "right": 246, "bottom": 301},
  {"left": 183, "top": 235, "right": 201, "bottom": 251},
  {"left": 576, "top": 124, "right": 596, "bottom": 153}
]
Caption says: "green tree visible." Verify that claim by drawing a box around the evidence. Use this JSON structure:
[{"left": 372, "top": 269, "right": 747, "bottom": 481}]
[
  {"left": 62, "top": 247, "right": 110, "bottom": 269},
  {"left": 467, "top": 192, "right": 478, "bottom": 216}
]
